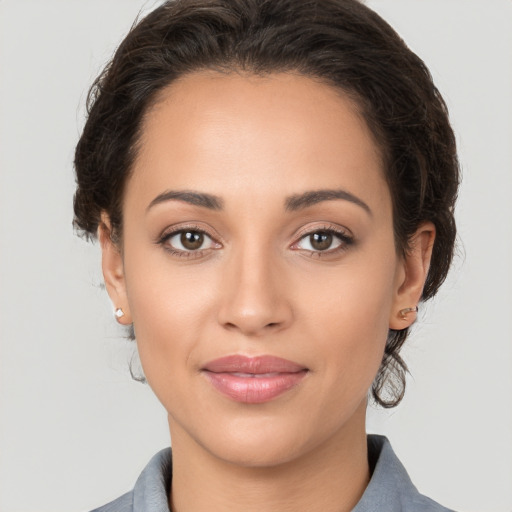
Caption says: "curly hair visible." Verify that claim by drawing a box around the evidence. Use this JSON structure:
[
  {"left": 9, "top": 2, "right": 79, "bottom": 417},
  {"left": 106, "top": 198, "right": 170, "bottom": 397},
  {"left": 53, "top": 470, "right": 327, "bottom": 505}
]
[{"left": 74, "top": 0, "right": 460, "bottom": 407}]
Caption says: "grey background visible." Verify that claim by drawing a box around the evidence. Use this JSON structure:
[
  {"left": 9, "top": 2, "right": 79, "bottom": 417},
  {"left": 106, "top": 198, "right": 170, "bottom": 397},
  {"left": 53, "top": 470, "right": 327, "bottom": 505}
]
[{"left": 0, "top": 1, "right": 511, "bottom": 511}]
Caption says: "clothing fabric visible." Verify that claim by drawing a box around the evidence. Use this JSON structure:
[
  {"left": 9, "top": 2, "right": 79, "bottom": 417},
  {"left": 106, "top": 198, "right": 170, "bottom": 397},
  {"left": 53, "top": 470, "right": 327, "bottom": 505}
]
[{"left": 89, "top": 435, "right": 454, "bottom": 512}]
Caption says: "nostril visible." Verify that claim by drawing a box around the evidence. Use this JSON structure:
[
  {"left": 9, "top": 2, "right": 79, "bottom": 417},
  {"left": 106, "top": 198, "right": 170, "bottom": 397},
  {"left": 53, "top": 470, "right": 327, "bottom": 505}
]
[{"left": 217, "top": 294, "right": 293, "bottom": 335}]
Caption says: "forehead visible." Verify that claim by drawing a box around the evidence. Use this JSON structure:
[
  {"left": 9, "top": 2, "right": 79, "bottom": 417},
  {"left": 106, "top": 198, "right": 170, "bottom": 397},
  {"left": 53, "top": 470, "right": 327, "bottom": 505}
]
[{"left": 129, "top": 71, "right": 388, "bottom": 212}]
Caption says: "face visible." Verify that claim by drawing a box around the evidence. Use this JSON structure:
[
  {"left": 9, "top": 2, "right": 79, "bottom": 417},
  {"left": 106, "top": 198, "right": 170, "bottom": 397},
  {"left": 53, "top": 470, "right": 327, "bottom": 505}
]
[{"left": 101, "top": 71, "right": 433, "bottom": 467}]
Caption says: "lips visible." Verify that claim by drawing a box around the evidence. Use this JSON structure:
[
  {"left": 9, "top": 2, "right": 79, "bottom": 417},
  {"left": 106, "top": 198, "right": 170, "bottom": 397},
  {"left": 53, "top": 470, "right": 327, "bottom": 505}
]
[{"left": 202, "top": 355, "right": 308, "bottom": 403}]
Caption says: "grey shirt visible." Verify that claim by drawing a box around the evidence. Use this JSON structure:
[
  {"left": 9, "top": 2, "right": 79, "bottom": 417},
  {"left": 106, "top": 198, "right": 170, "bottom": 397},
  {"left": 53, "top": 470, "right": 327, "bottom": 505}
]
[{"left": 90, "top": 435, "right": 455, "bottom": 512}]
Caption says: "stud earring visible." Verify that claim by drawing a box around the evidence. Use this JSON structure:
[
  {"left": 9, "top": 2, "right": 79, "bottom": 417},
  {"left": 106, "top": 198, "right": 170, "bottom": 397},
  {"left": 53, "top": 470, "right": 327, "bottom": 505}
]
[
  {"left": 115, "top": 308, "right": 125, "bottom": 319},
  {"left": 399, "top": 306, "right": 418, "bottom": 320}
]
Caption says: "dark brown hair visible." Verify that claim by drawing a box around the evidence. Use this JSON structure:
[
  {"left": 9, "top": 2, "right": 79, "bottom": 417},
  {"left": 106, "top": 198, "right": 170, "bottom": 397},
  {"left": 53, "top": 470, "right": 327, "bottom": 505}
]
[{"left": 74, "top": 0, "right": 460, "bottom": 407}]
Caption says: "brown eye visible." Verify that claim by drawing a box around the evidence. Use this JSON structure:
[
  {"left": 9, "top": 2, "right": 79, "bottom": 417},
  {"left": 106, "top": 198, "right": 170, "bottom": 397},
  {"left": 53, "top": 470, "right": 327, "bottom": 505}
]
[
  {"left": 295, "top": 229, "right": 346, "bottom": 253},
  {"left": 164, "top": 229, "right": 217, "bottom": 253},
  {"left": 180, "top": 231, "right": 204, "bottom": 250},
  {"left": 310, "top": 232, "right": 333, "bottom": 251}
]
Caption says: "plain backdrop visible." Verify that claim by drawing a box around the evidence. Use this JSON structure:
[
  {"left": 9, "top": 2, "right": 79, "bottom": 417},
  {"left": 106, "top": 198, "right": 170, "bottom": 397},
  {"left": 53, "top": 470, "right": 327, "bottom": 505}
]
[{"left": 0, "top": 1, "right": 511, "bottom": 511}]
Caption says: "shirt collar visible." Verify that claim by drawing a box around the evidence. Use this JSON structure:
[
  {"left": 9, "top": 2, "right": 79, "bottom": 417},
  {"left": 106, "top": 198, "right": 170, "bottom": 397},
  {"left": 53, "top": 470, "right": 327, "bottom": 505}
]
[{"left": 130, "top": 434, "right": 446, "bottom": 512}]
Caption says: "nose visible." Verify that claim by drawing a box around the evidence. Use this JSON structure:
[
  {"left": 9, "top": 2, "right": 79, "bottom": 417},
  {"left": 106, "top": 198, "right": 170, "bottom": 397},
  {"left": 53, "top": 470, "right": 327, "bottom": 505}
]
[{"left": 217, "top": 244, "right": 293, "bottom": 337}]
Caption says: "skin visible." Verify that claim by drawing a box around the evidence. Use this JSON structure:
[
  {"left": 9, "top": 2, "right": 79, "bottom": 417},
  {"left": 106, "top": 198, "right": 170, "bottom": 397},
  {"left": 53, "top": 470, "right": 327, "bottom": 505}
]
[{"left": 99, "top": 71, "right": 435, "bottom": 512}]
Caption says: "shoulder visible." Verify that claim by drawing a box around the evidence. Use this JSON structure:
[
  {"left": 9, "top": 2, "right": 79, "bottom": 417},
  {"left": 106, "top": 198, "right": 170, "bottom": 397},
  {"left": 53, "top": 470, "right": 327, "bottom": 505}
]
[
  {"left": 88, "top": 448, "right": 172, "bottom": 512},
  {"left": 89, "top": 491, "right": 133, "bottom": 512},
  {"left": 353, "top": 435, "right": 456, "bottom": 512}
]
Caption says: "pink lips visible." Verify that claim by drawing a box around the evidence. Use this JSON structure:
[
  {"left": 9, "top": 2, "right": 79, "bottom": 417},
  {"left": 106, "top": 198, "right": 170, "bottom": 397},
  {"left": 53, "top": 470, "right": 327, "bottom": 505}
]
[{"left": 202, "top": 355, "right": 308, "bottom": 404}]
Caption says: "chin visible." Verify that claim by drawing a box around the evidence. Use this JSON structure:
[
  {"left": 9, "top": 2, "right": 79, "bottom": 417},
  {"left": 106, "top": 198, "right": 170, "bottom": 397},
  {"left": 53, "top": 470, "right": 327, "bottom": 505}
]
[
  {"left": 183, "top": 409, "right": 344, "bottom": 470},
  {"left": 206, "top": 433, "right": 310, "bottom": 469}
]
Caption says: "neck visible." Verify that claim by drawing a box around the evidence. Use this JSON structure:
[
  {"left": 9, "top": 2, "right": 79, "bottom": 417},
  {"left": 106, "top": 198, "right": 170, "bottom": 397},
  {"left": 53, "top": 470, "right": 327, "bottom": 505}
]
[{"left": 168, "top": 404, "right": 370, "bottom": 512}]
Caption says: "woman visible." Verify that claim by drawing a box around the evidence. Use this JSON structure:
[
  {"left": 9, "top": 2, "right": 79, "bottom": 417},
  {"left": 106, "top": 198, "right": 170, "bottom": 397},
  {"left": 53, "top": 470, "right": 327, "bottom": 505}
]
[{"left": 74, "top": 0, "right": 459, "bottom": 510}]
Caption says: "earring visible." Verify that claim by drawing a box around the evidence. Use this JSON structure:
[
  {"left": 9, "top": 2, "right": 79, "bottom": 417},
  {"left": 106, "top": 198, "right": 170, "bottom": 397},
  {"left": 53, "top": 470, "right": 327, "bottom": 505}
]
[
  {"left": 115, "top": 308, "right": 125, "bottom": 319},
  {"left": 399, "top": 306, "right": 418, "bottom": 320}
]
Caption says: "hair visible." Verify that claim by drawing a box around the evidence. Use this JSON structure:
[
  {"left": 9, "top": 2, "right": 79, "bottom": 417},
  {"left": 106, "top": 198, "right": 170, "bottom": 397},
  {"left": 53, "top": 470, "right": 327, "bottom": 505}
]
[{"left": 74, "top": 0, "right": 460, "bottom": 407}]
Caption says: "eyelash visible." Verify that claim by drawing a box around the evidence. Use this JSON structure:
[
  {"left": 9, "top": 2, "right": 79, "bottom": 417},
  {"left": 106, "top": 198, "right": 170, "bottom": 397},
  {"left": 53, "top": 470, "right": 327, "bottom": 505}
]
[
  {"left": 157, "top": 224, "right": 220, "bottom": 259},
  {"left": 157, "top": 223, "right": 354, "bottom": 259},
  {"left": 291, "top": 225, "right": 354, "bottom": 258}
]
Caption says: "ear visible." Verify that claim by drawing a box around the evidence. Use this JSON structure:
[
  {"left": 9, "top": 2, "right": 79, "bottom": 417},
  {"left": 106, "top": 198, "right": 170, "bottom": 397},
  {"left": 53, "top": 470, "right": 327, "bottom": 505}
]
[
  {"left": 98, "top": 212, "right": 132, "bottom": 325},
  {"left": 389, "top": 222, "right": 436, "bottom": 330}
]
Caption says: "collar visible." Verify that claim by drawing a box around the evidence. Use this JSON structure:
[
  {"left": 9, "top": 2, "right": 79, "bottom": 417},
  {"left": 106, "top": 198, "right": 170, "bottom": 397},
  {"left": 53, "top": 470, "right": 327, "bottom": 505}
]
[{"left": 94, "top": 435, "right": 453, "bottom": 511}]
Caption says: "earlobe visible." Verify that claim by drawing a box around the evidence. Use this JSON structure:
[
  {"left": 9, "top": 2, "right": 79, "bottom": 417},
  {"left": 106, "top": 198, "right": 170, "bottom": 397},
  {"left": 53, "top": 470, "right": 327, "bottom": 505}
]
[
  {"left": 389, "top": 222, "right": 436, "bottom": 330},
  {"left": 98, "top": 213, "right": 132, "bottom": 324}
]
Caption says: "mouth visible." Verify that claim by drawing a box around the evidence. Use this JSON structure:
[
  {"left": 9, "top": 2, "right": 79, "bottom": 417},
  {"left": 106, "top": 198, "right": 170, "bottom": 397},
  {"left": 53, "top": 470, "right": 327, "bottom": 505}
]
[{"left": 201, "top": 355, "right": 309, "bottom": 404}]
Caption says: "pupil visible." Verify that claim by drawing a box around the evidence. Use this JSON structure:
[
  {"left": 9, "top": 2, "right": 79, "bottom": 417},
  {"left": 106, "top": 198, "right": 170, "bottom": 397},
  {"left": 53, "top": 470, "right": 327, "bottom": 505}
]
[
  {"left": 311, "top": 232, "right": 332, "bottom": 251},
  {"left": 181, "top": 231, "right": 204, "bottom": 250}
]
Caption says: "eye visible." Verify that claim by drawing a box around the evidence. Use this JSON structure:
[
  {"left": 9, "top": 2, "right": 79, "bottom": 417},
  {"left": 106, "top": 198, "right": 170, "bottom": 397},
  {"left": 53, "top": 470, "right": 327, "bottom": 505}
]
[
  {"left": 297, "top": 231, "right": 342, "bottom": 252},
  {"left": 293, "top": 227, "right": 353, "bottom": 255},
  {"left": 160, "top": 227, "right": 220, "bottom": 255}
]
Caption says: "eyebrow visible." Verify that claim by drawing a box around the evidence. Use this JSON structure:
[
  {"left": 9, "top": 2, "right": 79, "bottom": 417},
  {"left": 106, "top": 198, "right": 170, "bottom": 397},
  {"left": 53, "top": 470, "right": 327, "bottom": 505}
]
[
  {"left": 285, "top": 189, "right": 372, "bottom": 215},
  {"left": 147, "top": 190, "right": 224, "bottom": 212},
  {"left": 146, "top": 188, "right": 371, "bottom": 215}
]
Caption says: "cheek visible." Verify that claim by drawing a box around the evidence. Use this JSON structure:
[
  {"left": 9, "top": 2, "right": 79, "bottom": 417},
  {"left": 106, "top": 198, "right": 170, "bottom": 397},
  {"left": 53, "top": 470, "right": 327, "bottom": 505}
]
[
  {"left": 298, "top": 251, "right": 398, "bottom": 391},
  {"left": 123, "top": 227, "right": 219, "bottom": 330},
  {"left": 121, "top": 247, "right": 220, "bottom": 398}
]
